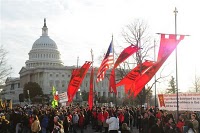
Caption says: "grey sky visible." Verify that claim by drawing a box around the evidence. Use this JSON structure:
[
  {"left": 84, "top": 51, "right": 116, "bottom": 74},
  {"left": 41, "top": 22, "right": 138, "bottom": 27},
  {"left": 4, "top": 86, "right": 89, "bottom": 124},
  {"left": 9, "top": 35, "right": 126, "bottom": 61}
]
[{"left": 1, "top": 0, "right": 200, "bottom": 92}]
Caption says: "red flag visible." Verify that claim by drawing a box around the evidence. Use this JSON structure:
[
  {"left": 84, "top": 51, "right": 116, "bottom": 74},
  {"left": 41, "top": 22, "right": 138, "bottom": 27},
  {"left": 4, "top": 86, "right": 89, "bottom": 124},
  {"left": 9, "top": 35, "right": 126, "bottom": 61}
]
[
  {"left": 124, "top": 83, "right": 132, "bottom": 94},
  {"left": 88, "top": 67, "right": 94, "bottom": 110},
  {"left": 157, "top": 34, "right": 185, "bottom": 61},
  {"left": 96, "top": 37, "right": 114, "bottom": 82},
  {"left": 109, "top": 45, "right": 139, "bottom": 93},
  {"left": 116, "top": 60, "right": 154, "bottom": 87},
  {"left": 67, "top": 61, "right": 92, "bottom": 103},
  {"left": 133, "top": 34, "right": 185, "bottom": 97}
]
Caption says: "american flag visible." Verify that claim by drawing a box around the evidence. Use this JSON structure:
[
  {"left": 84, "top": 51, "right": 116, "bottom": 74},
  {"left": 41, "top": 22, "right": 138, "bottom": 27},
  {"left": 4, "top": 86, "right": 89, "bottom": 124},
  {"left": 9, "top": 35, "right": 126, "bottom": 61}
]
[{"left": 96, "top": 37, "right": 114, "bottom": 82}]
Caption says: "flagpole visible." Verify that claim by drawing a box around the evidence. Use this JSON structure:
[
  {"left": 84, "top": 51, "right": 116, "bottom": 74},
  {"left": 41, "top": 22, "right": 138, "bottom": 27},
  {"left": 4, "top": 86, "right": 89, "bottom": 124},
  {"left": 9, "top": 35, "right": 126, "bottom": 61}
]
[
  {"left": 90, "top": 49, "right": 95, "bottom": 106},
  {"left": 174, "top": 7, "right": 179, "bottom": 122},
  {"left": 112, "top": 35, "right": 117, "bottom": 107},
  {"left": 77, "top": 56, "right": 79, "bottom": 68},
  {"left": 154, "top": 39, "right": 157, "bottom": 110}
]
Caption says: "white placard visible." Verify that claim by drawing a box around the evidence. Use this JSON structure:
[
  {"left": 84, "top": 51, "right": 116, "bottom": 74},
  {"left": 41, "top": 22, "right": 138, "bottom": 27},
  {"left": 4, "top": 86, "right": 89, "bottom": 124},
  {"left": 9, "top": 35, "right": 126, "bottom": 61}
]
[
  {"left": 58, "top": 92, "right": 68, "bottom": 103},
  {"left": 157, "top": 93, "right": 200, "bottom": 111}
]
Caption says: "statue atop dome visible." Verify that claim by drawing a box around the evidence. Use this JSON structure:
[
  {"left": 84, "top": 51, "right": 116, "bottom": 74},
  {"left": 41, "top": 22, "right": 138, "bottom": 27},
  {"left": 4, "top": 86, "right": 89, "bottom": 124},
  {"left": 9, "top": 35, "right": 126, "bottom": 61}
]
[
  {"left": 42, "top": 18, "right": 48, "bottom": 36},
  {"left": 44, "top": 18, "right": 47, "bottom": 27}
]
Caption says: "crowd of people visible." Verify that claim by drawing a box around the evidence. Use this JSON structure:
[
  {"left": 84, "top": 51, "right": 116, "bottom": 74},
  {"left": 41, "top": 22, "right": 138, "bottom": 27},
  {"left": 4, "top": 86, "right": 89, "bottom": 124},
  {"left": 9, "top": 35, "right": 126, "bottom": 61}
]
[{"left": 0, "top": 104, "right": 200, "bottom": 133}]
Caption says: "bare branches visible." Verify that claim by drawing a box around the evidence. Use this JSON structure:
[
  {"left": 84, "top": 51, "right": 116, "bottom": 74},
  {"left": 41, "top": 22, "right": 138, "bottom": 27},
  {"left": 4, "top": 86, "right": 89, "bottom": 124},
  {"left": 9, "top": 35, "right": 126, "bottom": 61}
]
[
  {"left": 192, "top": 75, "right": 200, "bottom": 92},
  {"left": 0, "top": 45, "right": 12, "bottom": 85}
]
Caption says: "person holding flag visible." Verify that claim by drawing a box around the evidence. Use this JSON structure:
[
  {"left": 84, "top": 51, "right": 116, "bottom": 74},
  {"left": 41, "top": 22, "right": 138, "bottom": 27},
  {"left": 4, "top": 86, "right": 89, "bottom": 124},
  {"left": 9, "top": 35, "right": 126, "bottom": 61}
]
[{"left": 52, "top": 86, "right": 59, "bottom": 108}]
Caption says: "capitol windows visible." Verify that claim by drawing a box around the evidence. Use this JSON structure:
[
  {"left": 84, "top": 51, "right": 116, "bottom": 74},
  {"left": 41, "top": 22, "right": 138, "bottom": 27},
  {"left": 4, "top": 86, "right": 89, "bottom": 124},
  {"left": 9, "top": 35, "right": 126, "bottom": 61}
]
[
  {"left": 56, "top": 74, "right": 58, "bottom": 77},
  {"left": 50, "top": 74, "right": 52, "bottom": 77},
  {"left": 55, "top": 80, "right": 59, "bottom": 88},
  {"left": 62, "top": 74, "right": 65, "bottom": 77},
  {"left": 98, "top": 92, "right": 101, "bottom": 96},
  {"left": 108, "top": 92, "right": 111, "bottom": 97},
  {"left": 49, "top": 81, "right": 53, "bottom": 87},
  {"left": 85, "top": 82, "right": 88, "bottom": 87},
  {"left": 11, "top": 84, "right": 14, "bottom": 90},
  {"left": 103, "top": 92, "right": 106, "bottom": 97}
]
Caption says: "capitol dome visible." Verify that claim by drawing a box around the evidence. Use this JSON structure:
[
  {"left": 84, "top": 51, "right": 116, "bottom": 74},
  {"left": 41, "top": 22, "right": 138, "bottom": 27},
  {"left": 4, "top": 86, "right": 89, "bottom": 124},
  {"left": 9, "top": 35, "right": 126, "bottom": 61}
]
[{"left": 25, "top": 19, "right": 63, "bottom": 68}]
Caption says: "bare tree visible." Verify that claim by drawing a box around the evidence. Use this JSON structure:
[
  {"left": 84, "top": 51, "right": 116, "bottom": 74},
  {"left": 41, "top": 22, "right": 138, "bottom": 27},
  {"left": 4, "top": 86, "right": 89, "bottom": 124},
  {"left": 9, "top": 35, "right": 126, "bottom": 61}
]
[
  {"left": 192, "top": 74, "right": 200, "bottom": 92},
  {"left": 0, "top": 45, "right": 12, "bottom": 85},
  {"left": 120, "top": 19, "right": 166, "bottom": 105}
]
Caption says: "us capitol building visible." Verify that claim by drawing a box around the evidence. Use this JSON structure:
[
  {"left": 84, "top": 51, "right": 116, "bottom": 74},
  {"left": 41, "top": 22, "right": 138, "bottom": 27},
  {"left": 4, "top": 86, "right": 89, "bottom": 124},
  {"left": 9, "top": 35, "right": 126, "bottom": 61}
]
[{"left": 1, "top": 19, "right": 124, "bottom": 105}]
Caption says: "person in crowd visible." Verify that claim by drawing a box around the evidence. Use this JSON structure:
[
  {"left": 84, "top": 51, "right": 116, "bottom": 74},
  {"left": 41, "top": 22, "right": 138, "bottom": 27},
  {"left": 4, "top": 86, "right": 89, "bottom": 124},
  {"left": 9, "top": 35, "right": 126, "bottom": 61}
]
[
  {"left": 161, "top": 111, "right": 169, "bottom": 128},
  {"left": 182, "top": 120, "right": 191, "bottom": 133},
  {"left": 31, "top": 115, "right": 41, "bottom": 133},
  {"left": 148, "top": 108, "right": 155, "bottom": 133},
  {"left": 72, "top": 111, "right": 79, "bottom": 133},
  {"left": 22, "top": 112, "right": 31, "bottom": 133},
  {"left": 96, "top": 108, "right": 104, "bottom": 132},
  {"left": 136, "top": 108, "right": 142, "bottom": 130},
  {"left": 151, "top": 118, "right": 164, "bottom": 133},
  {"left": 156, "top": 109, "right": 162, "bottom": 119},
  {"left": 191, "top": 113, "right": 199, "bottom": 133},
  {"left": 106, "top": 112, "right": 119, "bottom": 133},
  {"left": 103, "top": 108, "right": 109, "bottom": 133},
  {"left": 123, "top": 109, "right": 130, "bottom": 127},
  {"left": 78, "top": 111, "right": 85, "bottom": 133},
  {"left": 141, "top": 112, "right": 149, "bottom": 133},
  {"left": 63, "top": 115, "right": 70, "bottom": 133},
  {"left": 52, "top": 116, "right": 64, "bottom": 133},
  {"left": 92, "top": 108, "right": 98, "bottom": 129},
  {"left": 187, "top": 122, "right": 197, "bottom": 133},
  {"left": 129, "top": 107, "right": 134, "bottom": 130},
  {"left": 0, "top": 114, "right": 10, "bottom": 133},
  {"left": 29, "top": 114, "right": 35, "bottom": 131},
  {"left": 41, "top": 111, "right": 49, "bottom": 133},
  {"left": 66, "top": 111, "right": 73, "bottom": 132},
  {"left": 164, "top": 116, "right": 177, "bottom": 133},
  {"left": 121, "top": 123, "right": 131, "bottom": 133},
  {"left": 176, "top": 114, "right": 185, "bottom": 133},
  {"left": 118, "top": 109, "right": 124, "bottom": 131}
]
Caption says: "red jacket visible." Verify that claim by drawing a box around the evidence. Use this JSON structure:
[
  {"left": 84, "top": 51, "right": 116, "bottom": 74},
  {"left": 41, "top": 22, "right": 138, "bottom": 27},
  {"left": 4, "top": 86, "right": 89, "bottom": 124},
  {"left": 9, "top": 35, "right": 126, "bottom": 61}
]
[
  {"left": 97, "top": 112, "right": 104, "bottom": 122},
  {"left": 118, "top": 113, "right": 124, "bottom": 123},
  {"left": 176, "top": 120, "right": 184, "bottom": 132}
]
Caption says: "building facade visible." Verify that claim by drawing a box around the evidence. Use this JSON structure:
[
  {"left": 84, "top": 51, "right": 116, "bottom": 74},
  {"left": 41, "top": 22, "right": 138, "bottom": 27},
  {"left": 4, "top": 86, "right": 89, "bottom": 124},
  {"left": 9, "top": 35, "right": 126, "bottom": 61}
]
[{"left": 1, "top": 19, "right": 124, "bottom": 104}]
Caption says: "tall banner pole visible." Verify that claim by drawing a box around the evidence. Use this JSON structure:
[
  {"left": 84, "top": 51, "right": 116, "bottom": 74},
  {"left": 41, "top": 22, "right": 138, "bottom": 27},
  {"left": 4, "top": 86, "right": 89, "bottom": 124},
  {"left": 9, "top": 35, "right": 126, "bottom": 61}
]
[
  {"left": 90, "top": 49, "right": 95, "bottom": 105},
  {"left": 174, "top": 7, "right": 179, "bottom": 122},
  {"left": 154, "top": 39, "right": 157, "bottom": 110}
]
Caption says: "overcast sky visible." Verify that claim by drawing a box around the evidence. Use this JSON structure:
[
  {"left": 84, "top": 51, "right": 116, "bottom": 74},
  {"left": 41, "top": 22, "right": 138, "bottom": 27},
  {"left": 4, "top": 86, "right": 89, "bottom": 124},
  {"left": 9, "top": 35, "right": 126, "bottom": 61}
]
[{"left": 1, "top": 0, "right": 200, "bottom": 93}]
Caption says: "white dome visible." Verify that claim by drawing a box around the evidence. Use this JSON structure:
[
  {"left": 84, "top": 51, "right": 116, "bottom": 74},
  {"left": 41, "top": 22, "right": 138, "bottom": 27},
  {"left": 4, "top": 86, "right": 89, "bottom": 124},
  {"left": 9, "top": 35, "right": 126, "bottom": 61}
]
[
  {"left": 32, "top": 36, "right": 58, "bottom": 50},
  {"left": 25, "top": 19, "right": 63, "bottom": 68}
]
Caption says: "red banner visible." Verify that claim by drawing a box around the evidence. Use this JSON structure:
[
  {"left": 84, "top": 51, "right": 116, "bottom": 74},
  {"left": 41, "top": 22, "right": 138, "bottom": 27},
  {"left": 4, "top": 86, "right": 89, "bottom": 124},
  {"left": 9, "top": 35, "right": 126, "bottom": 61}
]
[
  {"left": 88, "top": 67, "right": 94, "bottom": 110},
  {"left": 157, "top": 34, "right": 185, "bottom": 61},
  {"left": 116, "top": 60, "right": 154, "bottom": 87},
  {"left": 109, "top": 45, "right": 139, "bottom": 93},
  {"left": 133, "top": 34, "right": 185, "bottom": 97},
  {"left": 67, "top": 61, "right": 92, "bottom": 103},
  {"left": 158, "top": 94, "right": 165, "bottom": 107}
]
